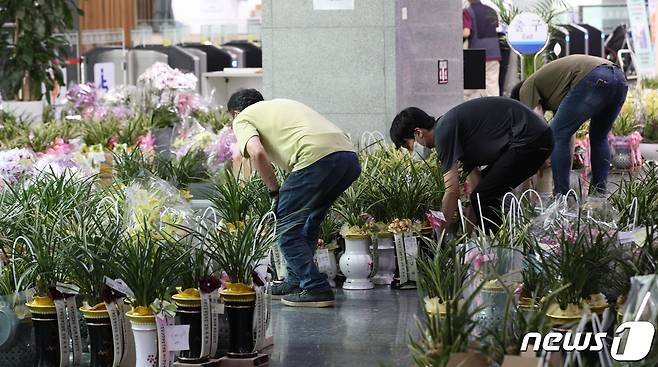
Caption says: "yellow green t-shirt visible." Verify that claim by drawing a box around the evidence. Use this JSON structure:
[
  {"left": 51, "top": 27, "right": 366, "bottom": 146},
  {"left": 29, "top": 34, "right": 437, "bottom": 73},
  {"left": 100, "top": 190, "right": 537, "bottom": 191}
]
[{"left": 232, "top": 99, "right": 355, "bottom": 172}]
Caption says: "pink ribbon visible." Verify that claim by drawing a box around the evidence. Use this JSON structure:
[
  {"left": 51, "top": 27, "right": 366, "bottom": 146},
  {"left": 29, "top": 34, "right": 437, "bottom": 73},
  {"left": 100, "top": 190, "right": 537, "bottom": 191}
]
[{"left": 628, "top": 131, "right": 643, "bottom": 167}]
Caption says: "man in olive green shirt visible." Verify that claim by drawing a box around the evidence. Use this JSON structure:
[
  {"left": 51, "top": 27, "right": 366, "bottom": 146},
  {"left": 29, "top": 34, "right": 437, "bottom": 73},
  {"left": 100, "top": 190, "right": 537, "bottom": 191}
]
[
  {"left": 230, "top": 89, "right": 360, "bottom": 308},
  {"left": 511, "top": 55, "right": 628, "bottom": 194}
]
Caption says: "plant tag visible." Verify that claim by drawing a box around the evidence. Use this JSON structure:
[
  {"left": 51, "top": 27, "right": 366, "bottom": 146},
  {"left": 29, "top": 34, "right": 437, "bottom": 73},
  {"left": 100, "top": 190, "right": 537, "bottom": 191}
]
[
  {"left": 165, "top": 325, "right": 190, "bottom": 352},
  {"left": 66, "top": 297, "right": 83, "bottom": 364},
  {"left": 56, "top": 282, "right": 80, "bottom": 295},
  {"left": 213, "top": 301, "right": 225, "bottom": 315},
  {"left": 619, "top": 227, "right": 647, "bottom": 246},
  {"left": 404, "top": 235, "right": 418, "bottom": 257},
  {"left": 404, "top": 233, "right": 419, "bottom": 281},
  {"left": 54, "top": 299, "right": 71, "bottom": 367},
  {"left": 104, "top": 277, "right": 135, "bottom": 298},
  {"left": 394, "top": 233, "right": 408, "bottom": 284},
  {"left": 104, "top": 301, "right": 123, "bottom": 367},
  {"left": 200, "top": 292, "right": 212, "bottom": 357},
  {"left": 315, "top": 249, "right": 331, "bottom": 273}
]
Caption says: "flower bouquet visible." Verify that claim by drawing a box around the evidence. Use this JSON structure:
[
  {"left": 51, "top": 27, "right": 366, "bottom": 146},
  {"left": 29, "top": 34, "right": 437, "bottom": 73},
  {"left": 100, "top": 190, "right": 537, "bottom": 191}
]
[{"left": 124, "top": 174, "right": 193, "bottom": 238}]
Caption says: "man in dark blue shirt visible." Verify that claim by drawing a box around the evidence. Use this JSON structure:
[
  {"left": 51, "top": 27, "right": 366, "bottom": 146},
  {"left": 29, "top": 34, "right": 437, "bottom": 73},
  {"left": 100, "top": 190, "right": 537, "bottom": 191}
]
[{"left": 390, "top": 97, "right": 553, "bottom": 233}]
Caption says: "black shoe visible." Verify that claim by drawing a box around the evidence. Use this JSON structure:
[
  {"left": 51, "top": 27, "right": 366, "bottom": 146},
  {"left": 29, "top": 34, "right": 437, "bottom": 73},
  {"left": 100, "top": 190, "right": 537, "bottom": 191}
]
[
  {"left": 281, "top": 289, "right": 335, "bottom": 308},
  {"left": 271, "top": 281, "right": 301, "bottom": 300}
]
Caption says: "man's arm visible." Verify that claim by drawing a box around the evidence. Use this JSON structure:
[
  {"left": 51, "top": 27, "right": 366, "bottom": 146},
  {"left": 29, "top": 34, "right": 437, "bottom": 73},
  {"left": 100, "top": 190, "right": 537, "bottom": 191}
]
[
  {"left": 463, "top": 9, "right": 472, "bottom": 39},
  {"left": 441, "top": 163, "right": 461, "bottom": 232},
  {"left": 245, "top": 136, "right": 279, "bottom": 192}
]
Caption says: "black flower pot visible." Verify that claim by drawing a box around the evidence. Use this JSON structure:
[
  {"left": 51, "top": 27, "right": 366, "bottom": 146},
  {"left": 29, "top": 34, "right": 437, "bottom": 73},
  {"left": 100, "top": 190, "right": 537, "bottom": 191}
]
[
  {"left": 172, "top": 291, "right": 206, "bottom": 364},
  {"left": 81, "top": 305, "right": 114, "bottom": 367},
  {"left": 220, "top": 284, "right": 257, "bottom": 359},
  {"left": 27, "top": 298, "right": 60, "bottom": 367}
]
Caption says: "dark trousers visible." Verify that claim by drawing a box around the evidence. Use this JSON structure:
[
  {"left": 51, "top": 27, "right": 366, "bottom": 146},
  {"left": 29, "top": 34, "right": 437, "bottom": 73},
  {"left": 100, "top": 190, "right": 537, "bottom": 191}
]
[
  {"left": 550, "top": 65, "right": 628, "bottom": 194},
  {"left": 470, "top": 129, "right": 553, "bottom": 233},
  {"left": 276, "top": 151, "right": 361, "bottom": 291}
]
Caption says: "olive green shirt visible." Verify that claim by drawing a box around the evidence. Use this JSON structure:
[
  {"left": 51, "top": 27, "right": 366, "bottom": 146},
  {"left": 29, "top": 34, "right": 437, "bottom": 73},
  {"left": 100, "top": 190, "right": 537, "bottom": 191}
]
[
  {"left": 232, "top": 99, "right": 355, "bottom": 172},
  {"left": 519, "top": 55, "right": 613, "bottom": 112}
]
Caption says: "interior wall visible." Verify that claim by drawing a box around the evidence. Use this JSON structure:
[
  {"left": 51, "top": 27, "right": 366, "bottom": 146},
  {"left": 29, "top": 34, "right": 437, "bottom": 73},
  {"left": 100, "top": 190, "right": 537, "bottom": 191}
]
[
  {"left": 262, "top": 0, "right": 463, "bottom": 141},
  {"left": 79, "top": 0, "right": 136, "bottom": 45}
]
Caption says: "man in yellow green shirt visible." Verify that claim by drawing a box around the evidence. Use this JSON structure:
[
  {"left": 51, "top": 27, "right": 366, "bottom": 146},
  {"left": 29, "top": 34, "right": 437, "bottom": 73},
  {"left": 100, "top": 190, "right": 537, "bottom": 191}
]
[{"left": 229, "top": 89, "right": 360, "bottom": 308}]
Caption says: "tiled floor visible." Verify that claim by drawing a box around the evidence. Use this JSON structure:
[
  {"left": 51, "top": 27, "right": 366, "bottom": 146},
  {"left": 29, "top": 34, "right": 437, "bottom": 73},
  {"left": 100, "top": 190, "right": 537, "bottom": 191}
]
[{"left": 267, "top": 287, "right": 420, "bottom": 367}]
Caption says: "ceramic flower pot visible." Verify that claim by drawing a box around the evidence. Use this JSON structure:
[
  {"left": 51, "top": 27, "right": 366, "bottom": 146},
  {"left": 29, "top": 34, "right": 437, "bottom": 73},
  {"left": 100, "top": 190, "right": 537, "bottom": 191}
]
[
  {"left": 546, "top": 302, "right": 586, "bottom": 326},
  {"left": 584, "top": 293, "right": 608, "bottom": 314},
  {"left": 612, "top": 139, "right": 633, "bottom": 169},
  {"left": 339, "top": 235, "right": 374, "bottom": 290},
  {"left": 477, "top": 281, "right": 509, "bottom": 330},
  {"left": 220, "top": 283, "right": 257, "bottom": 359},
  {"left": 81, "top": 303, "right": 114, "bottom": 367},
  {"left": 371, "top": 234, "right": 395, "bottom": 285},
  {"left": 172, "top": 288, "right": 206, "bottom": 363},
  {"left": 126, "top": 307, "right": 158, "bottom": 367},
  {"left": 0, "top": 294, "right": 34, "bottom": 367},
  {"left": 26, "top": 296, "right": 59, "bottom": 367}
]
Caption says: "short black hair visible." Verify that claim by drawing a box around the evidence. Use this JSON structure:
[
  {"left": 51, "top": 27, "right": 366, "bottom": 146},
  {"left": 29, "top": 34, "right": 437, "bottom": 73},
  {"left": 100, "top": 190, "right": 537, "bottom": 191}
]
[
  {"left": 510, "top": 81, "right": 523, "bottom": 101},
  {"left": 389, "top": 107, "right": 436, "bottom": 148},
  {"left": 227, "top": 89, "right": 264, "bottom": 112}
]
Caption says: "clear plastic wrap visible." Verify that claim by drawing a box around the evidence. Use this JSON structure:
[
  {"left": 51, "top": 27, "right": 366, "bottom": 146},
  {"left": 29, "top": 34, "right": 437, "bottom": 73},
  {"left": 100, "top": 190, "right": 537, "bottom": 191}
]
[{"left": 124, "top": 174, "right": 193, "bottom": 238}]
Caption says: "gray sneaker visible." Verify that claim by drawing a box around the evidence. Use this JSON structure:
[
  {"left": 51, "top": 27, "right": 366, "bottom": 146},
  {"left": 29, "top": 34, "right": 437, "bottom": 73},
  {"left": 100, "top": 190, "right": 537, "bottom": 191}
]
[
  {"left": 271, "top": 281, "right": 301, "bottom": 300},
  {"left": 281, "top": 289, "right": 335, "bottom": 308}
]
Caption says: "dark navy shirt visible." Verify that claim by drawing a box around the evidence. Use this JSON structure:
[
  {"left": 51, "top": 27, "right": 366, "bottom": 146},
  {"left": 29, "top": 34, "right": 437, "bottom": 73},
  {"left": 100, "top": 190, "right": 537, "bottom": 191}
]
[{"left": 433, "top": 97, "right": 549, "bottom": 173}]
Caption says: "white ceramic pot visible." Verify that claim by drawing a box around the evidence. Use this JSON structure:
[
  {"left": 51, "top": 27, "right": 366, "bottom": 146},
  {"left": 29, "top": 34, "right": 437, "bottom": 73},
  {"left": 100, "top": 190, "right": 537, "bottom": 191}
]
[
  {"left": 127, "top": 312, "right": 158, "bottom": 367},
  {"left": 371, "top": 235, "right": 395, "bottom": 285},
  {"left": 2, "top": 100, "right": 44, "bottom": 123},
  {"left": 339, "top": 236, "right": 374, "bottom": 290},
  {"left": 640, "top": 143, "right": 658, "bottom": 161}
]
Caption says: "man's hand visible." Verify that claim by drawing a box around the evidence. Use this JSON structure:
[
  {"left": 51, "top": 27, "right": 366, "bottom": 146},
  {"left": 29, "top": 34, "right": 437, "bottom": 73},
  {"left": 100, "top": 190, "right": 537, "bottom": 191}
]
[{"left": 441, "top": 164, "right": 461, "bottom": 232}]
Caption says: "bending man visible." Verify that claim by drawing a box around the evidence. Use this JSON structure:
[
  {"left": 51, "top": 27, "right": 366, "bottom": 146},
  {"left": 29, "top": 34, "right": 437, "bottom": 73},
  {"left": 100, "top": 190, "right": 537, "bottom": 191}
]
[
  {"left": 230, "top": 89, "right": 360, "bottom": 308},
  {"left": 390, "top": 97, "right": 552, "bottom": 233},
  {"left": 511, "top": 55, "right": 628, "bottom": 194}
]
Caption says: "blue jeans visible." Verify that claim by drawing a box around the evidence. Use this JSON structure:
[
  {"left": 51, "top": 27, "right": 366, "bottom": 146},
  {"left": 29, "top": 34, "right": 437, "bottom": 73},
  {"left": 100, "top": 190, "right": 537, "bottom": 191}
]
[
  {"left": 550, "top": 64, "right": 628, "bottom": 194},
  {"left": 276, "top": 151, "right": 361, "bottom": 291}
]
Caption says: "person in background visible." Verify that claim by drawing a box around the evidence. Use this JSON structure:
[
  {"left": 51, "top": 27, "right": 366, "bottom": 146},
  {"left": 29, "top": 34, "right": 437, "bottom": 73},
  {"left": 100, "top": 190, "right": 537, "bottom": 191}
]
[
  {"left": 389, "top": 97, "right": 552, "bottom": 233},
  {"left": 463, "top": 0, "right": 502, "bottom": 99},
  {"left": 511, "top": 55, "right": 628, "bottom": 195},
  {"left": 229, "top": 89, "right": 360, "bottom": 308}
]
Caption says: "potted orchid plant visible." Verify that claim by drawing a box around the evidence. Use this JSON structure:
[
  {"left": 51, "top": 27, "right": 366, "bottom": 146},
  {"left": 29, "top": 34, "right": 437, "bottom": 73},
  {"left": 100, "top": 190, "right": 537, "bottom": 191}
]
[
  {"left": 333, "top": 182, "right": 378, "bottom": 290},
  {"left": 66, "top": 202, "right": 125, "bottom": 367},
  {"left": 108, "top": 223, "right": 190, "bottom": 367},
  {"left": 179, "top": 217, "right": 277, "bottom": 359}
]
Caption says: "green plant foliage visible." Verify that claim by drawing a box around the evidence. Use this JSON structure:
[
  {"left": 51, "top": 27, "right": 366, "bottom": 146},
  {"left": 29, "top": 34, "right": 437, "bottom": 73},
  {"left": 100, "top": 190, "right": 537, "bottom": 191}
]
[
  {"left": 66, "top": 203, "right": 124, "bottom": 306},
  {"left": 360, "top": 146, "right": 445, "bottom": 223},
  {"left": 408, "top": 278, "right": 489, "bottom": 367},
  {"left": 84, "top": 119, "right": 121, "bottom": 147},
  {"left": 108, "top": 223, "right": 190, "bottom": 307},
  {"left": 537, "top": 217, "right": 617, "bottom": 309},
  {"left": 112, "top": 148, "right": 154, "bottom": 186},
  {"left": 416, "top": 236, "right": 470, "bottom": 304},
  {"left": 0, "top": 0, "right": 82, "bottom": 102},
  {"left": 182, "top": 218, "right": 277, "bottom": 285},
  {"left": 194, "top": 109, "right": 230, "bottom": 134},
  {"left": 153, "top": 148, "right": 209, "bottom": 189},
  {"left": 210, "top": 168, "right": 259, "bottom": 224},
  {"left": 118, "top": 114, "right": 152, "bottom": 145}
]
